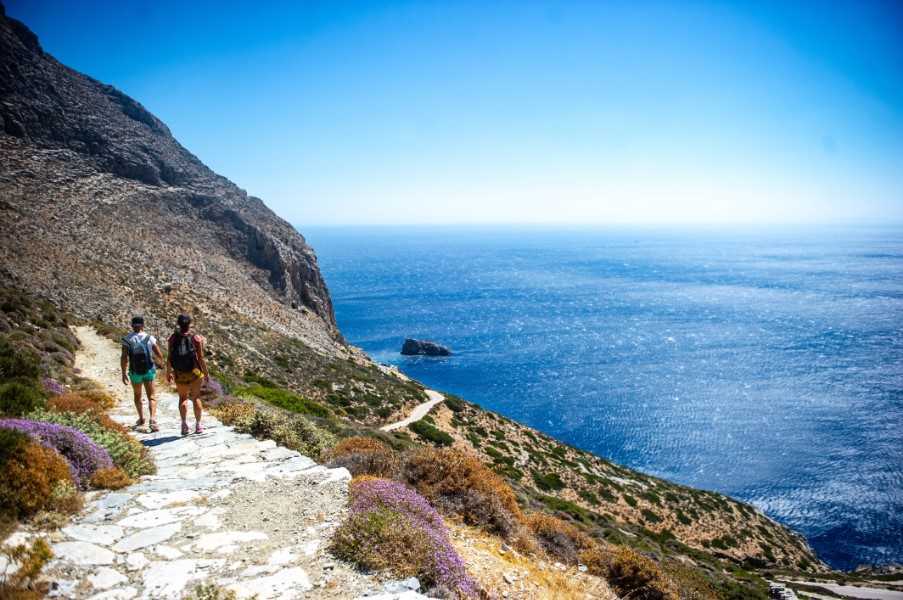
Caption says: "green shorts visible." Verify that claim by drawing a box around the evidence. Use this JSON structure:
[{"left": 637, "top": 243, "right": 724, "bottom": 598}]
[{"left": 129, "top": 368, "right": 156, "bottom": 384}]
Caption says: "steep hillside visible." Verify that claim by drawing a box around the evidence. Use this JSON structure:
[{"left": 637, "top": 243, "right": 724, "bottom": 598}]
[
  {"left": 0, "top": 2, "right": 335, "bottom": 351},
  {"left": 421, "top": 397, "right": 820, "bottom": 569}
]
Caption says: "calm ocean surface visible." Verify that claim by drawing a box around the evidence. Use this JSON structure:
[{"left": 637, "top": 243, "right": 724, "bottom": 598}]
[{"left": 304, "top": 225, "right": 903, "bottom": 570}]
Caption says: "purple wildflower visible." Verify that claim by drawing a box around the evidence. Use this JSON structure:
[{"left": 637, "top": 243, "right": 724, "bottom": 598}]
[
  {"left": 0, "top": 418, "right": 113, "bottom": 488},
  {"left": 204, "top": 377, "right": 224, "bottom": 397},
  {"left": 348, "top": 478, "right": 479, "bottom": 598},
  {"left": 42, "top": 377, "right": 66, "bottom": 396}
]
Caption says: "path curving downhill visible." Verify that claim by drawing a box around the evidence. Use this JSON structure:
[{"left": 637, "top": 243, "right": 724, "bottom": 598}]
[
  {"left": 15, "top": 327, "right": 431, "bottom": 600},
  {"left": 380, "top": 390, "right": 445, "bottom": 432}
]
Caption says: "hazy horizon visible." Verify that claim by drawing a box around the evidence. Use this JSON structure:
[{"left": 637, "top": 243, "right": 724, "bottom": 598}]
[{"left": 8, "top": 0, "right": 903, "bottom": 226}]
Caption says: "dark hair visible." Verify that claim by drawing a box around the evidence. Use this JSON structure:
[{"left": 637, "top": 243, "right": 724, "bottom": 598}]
[
  {"left": 131, "top": 316, "right": 144, "bottom": 327},
  {"left": 176, "top": 314, "right": 191, "bottom": 333}
]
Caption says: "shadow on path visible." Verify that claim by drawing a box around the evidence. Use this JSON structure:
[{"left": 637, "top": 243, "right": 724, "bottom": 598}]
[{"left": 143, "top": 435, "right": 181, "bottom": 447}]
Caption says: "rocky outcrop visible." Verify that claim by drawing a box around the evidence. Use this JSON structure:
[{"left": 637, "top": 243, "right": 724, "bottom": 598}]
[
  {"left": 401, "top": 339, "right": 452, "bottom": 357},
  {"left": 0, "top": 3, "right": 336, "bottom": 348}
]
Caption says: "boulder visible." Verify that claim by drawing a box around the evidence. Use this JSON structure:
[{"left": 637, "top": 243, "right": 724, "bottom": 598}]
[{"left": 401, "top": 339, "right": 452, "bottom": 357}]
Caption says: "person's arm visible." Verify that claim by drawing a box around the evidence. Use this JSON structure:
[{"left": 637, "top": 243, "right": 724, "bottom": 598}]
[
  {"left": 120, "top": 346, "right": 129, "bottom": 385},
  {"left": 195, "top": 336, "right": 210, "bottom": 382},
  {"left": 151, "top": 341, "right": 165, "bottom": 369},
  {"left": 164, "top": 336, "right": 174, "bottom": 383}
]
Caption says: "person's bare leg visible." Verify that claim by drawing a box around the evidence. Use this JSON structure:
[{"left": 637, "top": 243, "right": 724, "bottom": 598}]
[
  {"left": 177, "top": 383, "right": 190, "bottom": 432},
  {"left": 144, "top": 380, "right": 158, "bottom": 429},
  {"left": 131, "top": 383, "right": 144, "bottom": 425},
  {"left": 190, "top": 379, "right": 203, "bottom": 429}
]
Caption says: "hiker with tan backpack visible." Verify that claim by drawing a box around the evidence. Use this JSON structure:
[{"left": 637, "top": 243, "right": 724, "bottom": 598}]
[{"left": 166, "top": 314, "right": 210, "bottom": 436}]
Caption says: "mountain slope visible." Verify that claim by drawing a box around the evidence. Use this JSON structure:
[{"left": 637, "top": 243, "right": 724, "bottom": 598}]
[{"left": 0, "top": 3, "right": 335, "bottom": 352}]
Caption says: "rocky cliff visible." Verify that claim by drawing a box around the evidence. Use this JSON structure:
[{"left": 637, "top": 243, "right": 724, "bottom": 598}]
[{"left": 0, "top": 3, "right": 337, "bottom": 353}]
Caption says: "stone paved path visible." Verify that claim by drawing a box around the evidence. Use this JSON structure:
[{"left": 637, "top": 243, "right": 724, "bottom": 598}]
[{"left": 12, "top": 326, "right": 432, "bottom": 600}]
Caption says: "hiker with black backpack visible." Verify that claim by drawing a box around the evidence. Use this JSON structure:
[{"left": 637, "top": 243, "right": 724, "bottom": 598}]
[
  {"left": 121, "top": 316, "right": 165, "bottom": 432},
  {"left": 166, "top": 314, "right": 210, "bottom": 436}
]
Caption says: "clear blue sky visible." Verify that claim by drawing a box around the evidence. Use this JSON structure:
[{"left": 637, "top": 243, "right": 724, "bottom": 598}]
[{"left": 7, "top": 0, "right": 903, "bottom": 225}]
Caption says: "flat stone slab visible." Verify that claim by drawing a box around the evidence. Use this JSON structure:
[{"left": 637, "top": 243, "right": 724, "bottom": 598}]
[
  {"left": 63, "top": 524, "right": 125, "bottom": 546},
  {"left": 135, "top": 490, "right": 201, "bottom": 509},
  {"left": 121, "top": 553, "right": 149, "bottom": 572},
  {"left": 87, "top": 587, "right": 137, "bottom": 600},
  {"left": 52, "top": 542, "right": 115, "bottom": 566},
  {"left": 117, "top": 508, "right": 182, "bottom": 529},
  {"left": 113, "top": 523, "right": 181, "bottom": 552},
  {"left": 227, "top": 567, "right": 312, "bottom": 599},
  {"left": 193, "top": 531, "right": 268, "bottom": 553},
  {"left": 140, "top": 559, "right": 225, "bottom": 598},
  {"left": 88, "top": 567, "right": 128, "bottom": 590}
]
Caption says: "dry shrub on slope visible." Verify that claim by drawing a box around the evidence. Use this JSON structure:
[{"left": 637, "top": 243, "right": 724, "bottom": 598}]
[
  {"left": 0, "top": 428, "right": 78, "bottom": 519},
  {"left": 325, "top": 436, "right": 400, "bottom": 478},
  {"left": 403, "top": 446, "right": 528, "bottom": 543},
  {"left": 607, "top": 546, "right": 679, "bottom": 600}
]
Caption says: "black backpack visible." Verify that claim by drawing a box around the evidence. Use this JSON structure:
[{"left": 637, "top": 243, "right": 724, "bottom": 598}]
[
  {"left": 170, "top": 332, "right": 198, "bottom": 372},
  {"left": 124, "top": 334, "right": 154, "bottom": 375}
]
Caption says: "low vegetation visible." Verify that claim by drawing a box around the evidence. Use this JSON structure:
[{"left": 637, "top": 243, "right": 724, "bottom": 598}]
[
  {"left": 0, "top": 286, "right": 152, "bottom": 547},
  {"left": 330, "top": 477, "right": 479, "bottom": 599},
  {"left": 209, "top": 398, "right": 335, "bottom": 460},
  {"left": 324, "top": 436, "right": 400, "bottom": 478},
  {"left": 0, "top": 538, "right": 53, "bottom": 599}
]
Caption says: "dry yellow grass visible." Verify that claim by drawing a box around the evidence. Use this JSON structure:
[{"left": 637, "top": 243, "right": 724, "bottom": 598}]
[{"left": 447, "top": 523, "right": 617, "bottom": 600}]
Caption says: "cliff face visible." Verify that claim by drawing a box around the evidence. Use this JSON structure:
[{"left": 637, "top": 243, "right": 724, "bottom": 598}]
[{"left": 0, "top": 3, "right": 337, "bottom": 350}]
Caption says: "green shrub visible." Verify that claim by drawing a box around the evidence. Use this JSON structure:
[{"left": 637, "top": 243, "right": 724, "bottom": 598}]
[
  {"left": 579, "top": 489, "right": 600, "bottom": 505},
  {"left": 409, "top": 420, "right": 453, "bottom": 446},
  {"left": 0, "top": 382, "right": 46, "bottom": 417},
  {"left": 243, "top": 371, "right": 276, "bottom": 387},
  {"left": 641, "top": 509, "right": 662, "bottom": 524},
  {"left": 238, "top": 384, "right": 330, "bottom": 418},
  {"left": 538, "top": 494, "right": 596, "bottom": 524},
  {"left": 331, "top": 508, "right": 435, "bottom": 581},
  {"left": 0, "top": 337, "right": 42, "bottom": 381},
  {"left": 444, "top": 395, "right": 465, "bottom": 412},
  {"left": 218, "top": 402, "right": 335, "bottom": 460},
  {"left": 28, "top": 409, "right": 154, "bottom": 478},
  {"left": 531, "top": 470, "right": 565, "bottom": 491}
]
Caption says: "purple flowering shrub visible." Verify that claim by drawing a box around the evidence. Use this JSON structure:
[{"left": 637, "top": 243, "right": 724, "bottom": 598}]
[
  {"left": 42, "top": 377, "right": 66, "bottom": 396},
  {"left": 0, "top": 419, "right": 113, "bottom": 488},
  {"left": 330, "top": 478, "right": 479, "bottom": 598}
]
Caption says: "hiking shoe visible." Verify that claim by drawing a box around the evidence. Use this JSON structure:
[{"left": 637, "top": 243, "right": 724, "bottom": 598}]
[
  {"left": 194, "top": 424, "right": 204, "bottom": 435},
  {"left": 149, "top": 421, "right": 159, "bottom": 433},
  {"left": 181, "top": 423, "right": 190, "bottom": 436}
]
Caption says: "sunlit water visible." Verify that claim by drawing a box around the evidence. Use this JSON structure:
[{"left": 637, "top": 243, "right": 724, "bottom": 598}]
[{"left": 305, "top": 225, "right": 903, "bottom": 570}]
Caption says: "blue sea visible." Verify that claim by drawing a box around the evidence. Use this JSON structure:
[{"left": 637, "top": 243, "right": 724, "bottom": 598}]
[{"left": 305, "top": 225, "right": 903, "bottom": 571}]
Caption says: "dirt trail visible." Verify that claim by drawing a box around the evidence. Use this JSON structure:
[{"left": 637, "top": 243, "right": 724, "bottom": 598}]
[
  {"left": 18, "top": 327, "right": 432, "bottom": 599},
  {"left": 380, "top": 389, "right": 445, "bottom": 432}
]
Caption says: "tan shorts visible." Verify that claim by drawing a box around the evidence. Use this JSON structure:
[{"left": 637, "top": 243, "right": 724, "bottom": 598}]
[
  {"left": 175, "top": 369, "right": 204, "bottom": 399},
  {"left": 173, "top": 368, "right": 203, "bottom": 385}
]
